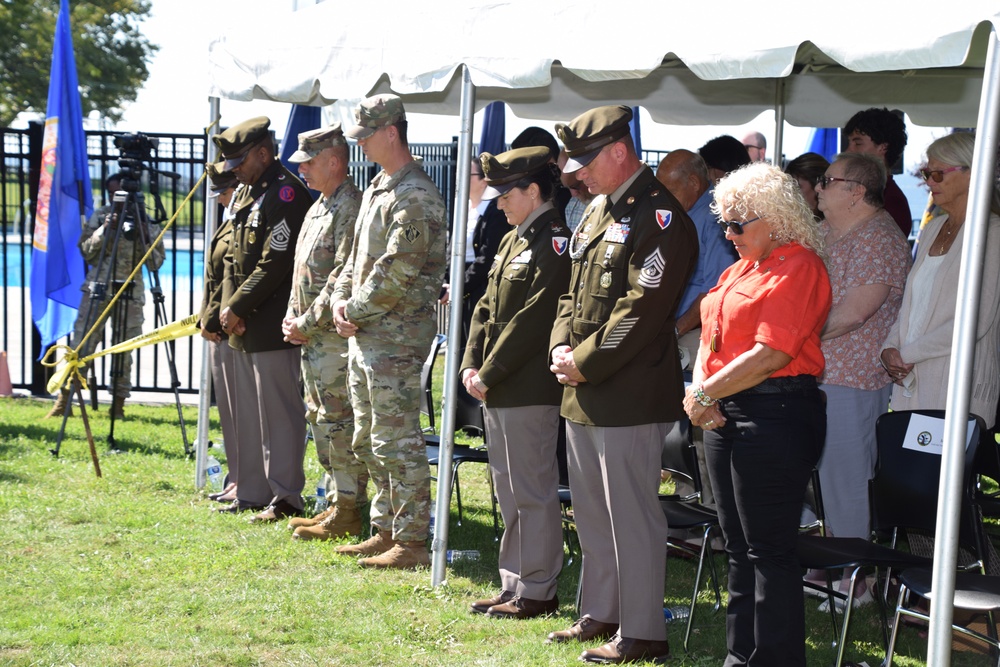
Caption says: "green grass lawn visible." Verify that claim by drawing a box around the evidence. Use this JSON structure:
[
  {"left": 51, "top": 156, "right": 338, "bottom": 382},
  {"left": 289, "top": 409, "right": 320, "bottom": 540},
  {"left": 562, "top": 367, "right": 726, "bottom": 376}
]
[{"left": 0, "top": 392, "right": 989, "bottom": 666}]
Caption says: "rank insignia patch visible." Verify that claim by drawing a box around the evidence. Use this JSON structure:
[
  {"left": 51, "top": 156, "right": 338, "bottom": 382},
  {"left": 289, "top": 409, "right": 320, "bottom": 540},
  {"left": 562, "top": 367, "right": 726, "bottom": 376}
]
[
  {"left": 637, "top": 247, "right": 665, "bottom": 288},
  {"left": 270, "top": 219, "right": 291, "bottom": 251}
]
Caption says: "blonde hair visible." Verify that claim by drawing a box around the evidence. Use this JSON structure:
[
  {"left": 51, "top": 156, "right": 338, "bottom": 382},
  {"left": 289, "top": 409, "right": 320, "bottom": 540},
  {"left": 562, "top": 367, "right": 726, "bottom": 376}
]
[{"left": 711, "top": 162, "right": 825, "bottom": 258}]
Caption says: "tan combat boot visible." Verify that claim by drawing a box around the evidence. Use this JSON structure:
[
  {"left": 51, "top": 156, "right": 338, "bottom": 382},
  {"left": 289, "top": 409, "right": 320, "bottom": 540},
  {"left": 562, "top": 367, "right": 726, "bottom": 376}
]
[
  {"left": 287, "top": 504, "right": 336, "bottom": 529},
  {"left": 358, "top": 541, "right": 431, "bottom": 570},
  {"left": 111, "top": 396, "right": 126, "bottom": 418},
  {"left": 334, "top": 531, "right": 395, "bottom": 557},
  {"left": 291, "top": 503, "right": 362, "bottom": 541},
  {"left": 45, "top": 389, "right": 73, "bottom": 418}
]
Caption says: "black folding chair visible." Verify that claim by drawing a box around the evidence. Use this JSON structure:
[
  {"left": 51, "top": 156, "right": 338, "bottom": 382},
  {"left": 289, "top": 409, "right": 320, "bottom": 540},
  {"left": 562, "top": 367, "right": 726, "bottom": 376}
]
[{"left": 798, "top": 409, "right": 984, "bottom": 667}]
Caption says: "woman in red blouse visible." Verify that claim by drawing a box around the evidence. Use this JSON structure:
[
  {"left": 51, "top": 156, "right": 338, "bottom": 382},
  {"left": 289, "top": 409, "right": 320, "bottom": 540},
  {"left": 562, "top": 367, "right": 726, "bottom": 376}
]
[{"left": 683, "top": 162, "right": 832, "bottom": 666}]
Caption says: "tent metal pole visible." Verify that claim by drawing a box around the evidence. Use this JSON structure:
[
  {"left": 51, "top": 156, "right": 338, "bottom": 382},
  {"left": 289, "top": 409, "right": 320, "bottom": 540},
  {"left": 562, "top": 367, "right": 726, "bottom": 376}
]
[
  {"left": 194, "top": 96, "right": 222, "bottom": 486},
  {"left": 432, "top": 65, "right": 476, "bottom": 587},
  {"left": 927, "top": 26, "right": 1000, "bottom": 667},
  {"left": 773, "top": 79, "right": 785, "bottom": 166}
]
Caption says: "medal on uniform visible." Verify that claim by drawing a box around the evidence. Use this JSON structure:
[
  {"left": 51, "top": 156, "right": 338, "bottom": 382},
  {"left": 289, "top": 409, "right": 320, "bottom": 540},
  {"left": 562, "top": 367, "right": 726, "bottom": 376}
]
[
  {"left": 249, "top": 231, "right": 256, "bottom": 244},
  {"left": 600, "top": 272, "right": 612, "bottom": 289}
]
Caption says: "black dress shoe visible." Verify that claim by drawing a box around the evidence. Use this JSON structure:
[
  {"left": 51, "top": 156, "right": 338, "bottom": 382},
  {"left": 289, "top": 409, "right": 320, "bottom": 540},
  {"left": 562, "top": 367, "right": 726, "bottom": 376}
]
[
  {"left": 471, "top": 590, "right": 514, "bottom": 614},
  {"left": 486, "top": 595, "right": 559, "bottom": 619},
  {"left": 214, "top": 499, "right": 265, "bottom": 514},
  {"left": 248, "top": 499, "right": 302, "bottom": 524}
]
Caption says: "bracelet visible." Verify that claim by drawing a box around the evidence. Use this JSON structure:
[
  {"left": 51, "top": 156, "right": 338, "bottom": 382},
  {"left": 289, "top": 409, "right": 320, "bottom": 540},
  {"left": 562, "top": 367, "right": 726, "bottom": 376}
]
[{"left": 694, "top": 384, "right": 716, "bottom": 407}]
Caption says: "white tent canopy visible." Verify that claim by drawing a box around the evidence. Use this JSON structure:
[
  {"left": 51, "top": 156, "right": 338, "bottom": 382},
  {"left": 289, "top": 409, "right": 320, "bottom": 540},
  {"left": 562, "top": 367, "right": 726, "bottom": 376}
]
[
  {"left": 206, "top": 4, "right": 1000, "bottom": 664},
  {"left": 209, "top": 1, "right": 998, "bottom": 127}
]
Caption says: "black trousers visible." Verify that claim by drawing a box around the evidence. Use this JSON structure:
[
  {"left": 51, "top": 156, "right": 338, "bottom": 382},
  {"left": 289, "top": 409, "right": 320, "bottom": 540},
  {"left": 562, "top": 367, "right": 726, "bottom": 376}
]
[{"left": 704, "top": 385, "right": 825, "bottom": 667}]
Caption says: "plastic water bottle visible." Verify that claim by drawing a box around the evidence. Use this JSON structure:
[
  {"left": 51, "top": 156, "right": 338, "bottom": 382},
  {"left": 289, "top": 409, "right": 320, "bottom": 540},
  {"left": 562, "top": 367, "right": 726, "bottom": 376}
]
[
  {"left": 313, "top": 478, "right": 328, "bottom": 514},
  {"left": 447, "top": 549, "right": 480, "bottom": 563},
  {"left": 663, "top": 606, "right": 690, "bottom": 623},
  {"left": 206, "top": 455, "right": 223, "bottom": 493}
]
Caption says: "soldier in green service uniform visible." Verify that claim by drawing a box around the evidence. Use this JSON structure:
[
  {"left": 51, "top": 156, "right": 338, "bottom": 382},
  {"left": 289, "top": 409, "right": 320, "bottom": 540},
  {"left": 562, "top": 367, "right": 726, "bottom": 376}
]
[
  {"left": 280, "top": 124, "right": 369, "bottom": 541},
  {"left": 214, "top": 116, "right": 312, "bottom": 523},
  {"left": 546, "top": 105, "right": 698, "bottom": 664},
  {"left": 460, "top": 147, "right": 570, "bottom": 620},
  {"left": 331, "top": 94, "right": 447, "bottom": 570}
]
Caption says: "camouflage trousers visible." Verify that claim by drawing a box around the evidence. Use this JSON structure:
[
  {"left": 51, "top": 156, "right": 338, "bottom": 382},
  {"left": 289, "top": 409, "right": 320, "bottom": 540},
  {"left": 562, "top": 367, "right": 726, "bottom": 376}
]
[
  {"left": 70, "top": 285, "right": 144, "bottom": 399},
  {"left": 347, "top": 336, "right": 430, "bottom": 541},
  {"left": 300, "top": 333, "right": 368, "bottom": 506}
]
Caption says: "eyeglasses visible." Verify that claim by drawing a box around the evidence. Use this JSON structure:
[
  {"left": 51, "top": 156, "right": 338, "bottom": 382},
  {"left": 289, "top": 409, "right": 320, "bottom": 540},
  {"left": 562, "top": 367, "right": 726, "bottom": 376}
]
[
  {"left": 918, "top": 165, "right": 967, "bottom": 183},
  {"left": 717, "top": 216, "right": 761, "bottom": 235},
  {"left": 470, "top": 172, "right": 484, "bottom": 179},
  {"left": 817, "top": 175, "right": 861, "bottom": 188}
]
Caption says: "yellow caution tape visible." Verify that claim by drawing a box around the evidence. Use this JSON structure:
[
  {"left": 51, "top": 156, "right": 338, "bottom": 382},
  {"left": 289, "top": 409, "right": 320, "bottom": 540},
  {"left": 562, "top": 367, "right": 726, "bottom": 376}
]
[{"left": 44, "top": 314, "right": 200, "bottom": 395}]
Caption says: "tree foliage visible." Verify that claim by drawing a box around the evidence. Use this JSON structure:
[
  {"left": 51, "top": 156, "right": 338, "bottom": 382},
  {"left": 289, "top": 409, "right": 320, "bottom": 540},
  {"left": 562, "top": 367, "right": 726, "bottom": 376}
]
[{"left": 0, "top": 0, "right": 158, "bottom": 127}]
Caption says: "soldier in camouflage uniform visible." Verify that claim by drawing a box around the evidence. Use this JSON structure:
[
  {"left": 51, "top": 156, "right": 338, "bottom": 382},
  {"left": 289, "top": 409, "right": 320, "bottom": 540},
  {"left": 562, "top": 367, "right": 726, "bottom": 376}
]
[
  {"left": 47, "top": 172, "right": 165, "bottom": 419},
  {"left": 331, "top": 94, "right": 447, "bottom": 569},
  {"left": 280, "top": 124, "right": 369, "bottom": 540}
]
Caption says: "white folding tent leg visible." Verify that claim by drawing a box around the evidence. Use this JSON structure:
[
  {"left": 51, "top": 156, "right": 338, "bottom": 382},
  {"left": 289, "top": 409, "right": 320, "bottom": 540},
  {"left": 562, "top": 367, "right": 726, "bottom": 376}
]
[
  {"left": 927, "top": 26, "right": 1000, "bottom": 667},
  {"left": 431, "top": 65, "right": 476, "bottom": 588}
]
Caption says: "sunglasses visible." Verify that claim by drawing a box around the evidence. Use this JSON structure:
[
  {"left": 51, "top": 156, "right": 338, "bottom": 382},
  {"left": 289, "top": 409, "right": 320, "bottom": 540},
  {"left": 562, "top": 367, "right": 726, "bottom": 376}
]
[
  {"left": 817, "top": 175, "right": 861, "bottom": 188},
  {"left": 918, "top": 165, "right": 967, "bottom": 183},
  {"left": 717, "top": 216, "right": 761, "bottom": 235}
]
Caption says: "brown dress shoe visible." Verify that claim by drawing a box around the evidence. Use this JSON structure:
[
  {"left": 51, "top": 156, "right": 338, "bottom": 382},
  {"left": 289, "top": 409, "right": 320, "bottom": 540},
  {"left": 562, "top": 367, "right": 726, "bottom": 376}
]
[
  {"left": 486, "top": 595, "right": 559, "bottom": 619},
  {"left": 471, "top": 590, "right": 514, "bottom": 615},
  {"left": 247, "top": 500, "right": 301, "bottom": 524},
  {"left": 545, "top": 616, "right": 618, "bottom": 644},
  {"left": 580, "top": 636, "right": 670, "bottom": 664}
]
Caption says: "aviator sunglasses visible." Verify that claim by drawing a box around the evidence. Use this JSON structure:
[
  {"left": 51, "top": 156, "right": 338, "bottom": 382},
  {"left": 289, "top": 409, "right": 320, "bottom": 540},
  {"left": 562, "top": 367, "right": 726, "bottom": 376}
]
[{"left": 717, "top": 216, "right": 761, "bottom": 235}]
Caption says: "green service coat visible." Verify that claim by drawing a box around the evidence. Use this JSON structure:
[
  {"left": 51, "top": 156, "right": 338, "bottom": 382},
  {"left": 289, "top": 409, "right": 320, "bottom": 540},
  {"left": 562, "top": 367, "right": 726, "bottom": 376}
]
[
  {"left": 550, "top": 166, "right": 698, "bottom": 426},
  {"left": 462, "top": 204, "right": 571, "bottom": 408}
]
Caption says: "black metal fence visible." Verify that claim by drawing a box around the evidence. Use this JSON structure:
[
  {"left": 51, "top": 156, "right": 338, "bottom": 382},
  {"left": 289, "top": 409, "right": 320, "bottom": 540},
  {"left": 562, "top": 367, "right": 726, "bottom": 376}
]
[
  {"left": 2, "top": 122, "right": 667, "bottom": 397},
  {"left": 1, "top": 125, "right": 464, "bottom": 396}
]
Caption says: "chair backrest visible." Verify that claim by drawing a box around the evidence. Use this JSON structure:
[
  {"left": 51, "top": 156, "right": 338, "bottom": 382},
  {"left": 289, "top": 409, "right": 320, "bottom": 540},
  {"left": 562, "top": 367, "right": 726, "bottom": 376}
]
[
  {"left": 420, "top": 333, "right": 447, "bottom": 433},
  {"left": 800, "top": 468, "right": 827, "bottom": 536},
  {"left": 870, "top": 409, "right": 984, "bottom": 550},
  {"left": 661, "top": 418, "right": 701, "bottom": 501}
]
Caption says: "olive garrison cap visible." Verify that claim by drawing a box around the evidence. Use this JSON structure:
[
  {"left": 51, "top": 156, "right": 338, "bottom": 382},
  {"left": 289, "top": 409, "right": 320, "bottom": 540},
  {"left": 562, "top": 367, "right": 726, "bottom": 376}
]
[
  {"left": 205, "top": 161, "right": 238, "bottom": 195},
  {"left": 212, "top": 116, "right": 271, "bottom": 170},
  {"left": 345, "top": 94, "right": 406, "bottom": 140},
  {"left": 556, "top": 105, "right": 633, "bottom": 174},
  {"left": 287, "top": 123, "right": 346, "bottom": 163},
  {"left": 479, "top": 146, "right": 552, "bottom": 201}
]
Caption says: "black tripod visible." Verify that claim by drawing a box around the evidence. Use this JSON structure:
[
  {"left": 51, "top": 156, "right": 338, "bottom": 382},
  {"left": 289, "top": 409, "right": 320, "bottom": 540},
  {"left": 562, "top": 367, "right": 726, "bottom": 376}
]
[{"left": 52, "top": 183, "right": 190, "bottom": 456}]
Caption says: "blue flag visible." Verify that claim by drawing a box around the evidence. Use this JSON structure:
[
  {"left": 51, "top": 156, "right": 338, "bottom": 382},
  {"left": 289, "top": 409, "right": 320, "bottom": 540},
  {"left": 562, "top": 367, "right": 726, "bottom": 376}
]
[{"left": 31, "top": 0, "right": 93, "bottom": 352}]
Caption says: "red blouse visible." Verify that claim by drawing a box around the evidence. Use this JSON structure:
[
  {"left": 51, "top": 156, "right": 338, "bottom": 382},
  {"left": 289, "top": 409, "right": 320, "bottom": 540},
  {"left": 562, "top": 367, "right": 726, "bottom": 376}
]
[{"left": 699, "top": 242, "right": 832, "bottom": 379}]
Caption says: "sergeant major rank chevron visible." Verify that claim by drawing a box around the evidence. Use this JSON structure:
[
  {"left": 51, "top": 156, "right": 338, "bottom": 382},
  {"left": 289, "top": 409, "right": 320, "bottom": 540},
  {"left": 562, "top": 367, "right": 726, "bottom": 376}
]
[{"left": 637, "top": 247, "right": 665, "bottom": 289}]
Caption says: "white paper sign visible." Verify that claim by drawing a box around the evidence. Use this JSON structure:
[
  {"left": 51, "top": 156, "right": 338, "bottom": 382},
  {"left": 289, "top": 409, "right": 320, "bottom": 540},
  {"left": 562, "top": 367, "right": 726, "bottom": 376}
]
[{"left": 901, "top": 413, "right": 976, "bottom": 456}]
